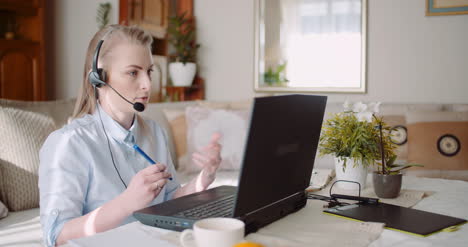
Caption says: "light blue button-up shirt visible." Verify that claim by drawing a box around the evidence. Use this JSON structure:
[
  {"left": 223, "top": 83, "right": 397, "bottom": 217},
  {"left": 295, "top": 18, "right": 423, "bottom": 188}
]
[{"left": 39, "top": 105, "right": 180, "bottom": 247}]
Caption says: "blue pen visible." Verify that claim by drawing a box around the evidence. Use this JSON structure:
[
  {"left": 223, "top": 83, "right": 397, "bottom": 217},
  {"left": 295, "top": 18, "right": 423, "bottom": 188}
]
[{"left": 133, "top": 144, "right": 173, "bottom": 180}]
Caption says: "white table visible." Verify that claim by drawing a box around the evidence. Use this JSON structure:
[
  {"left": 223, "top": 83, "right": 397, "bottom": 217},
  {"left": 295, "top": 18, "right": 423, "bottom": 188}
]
[{"left": 65, "top": 176, "right": 468, "bottom": 247}]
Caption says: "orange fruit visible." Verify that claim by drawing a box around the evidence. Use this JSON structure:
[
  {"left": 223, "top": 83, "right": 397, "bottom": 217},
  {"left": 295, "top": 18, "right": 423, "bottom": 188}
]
[{"left": 232, "top": 242, "right": 265, "bottom": 247}]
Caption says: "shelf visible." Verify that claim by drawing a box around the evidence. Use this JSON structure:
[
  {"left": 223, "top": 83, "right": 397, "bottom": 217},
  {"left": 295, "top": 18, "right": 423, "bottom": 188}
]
[
  {"left": 163, "top": 76, "right": 204, "bottom": 102},
  {"left": 0, "top": 0, "right": 41, "bottom": 16},
  {"left": 0, "top": 39, "right": 39, "bottom": 47}
]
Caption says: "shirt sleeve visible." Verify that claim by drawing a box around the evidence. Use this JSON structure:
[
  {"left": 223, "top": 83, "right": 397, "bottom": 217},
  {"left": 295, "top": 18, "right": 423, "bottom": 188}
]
[
  {"left": 158, "top": 125, "right": 181, "bottom": 200},
  {"left": 39, "top": 129, "right": 91, "bottom": 247}
]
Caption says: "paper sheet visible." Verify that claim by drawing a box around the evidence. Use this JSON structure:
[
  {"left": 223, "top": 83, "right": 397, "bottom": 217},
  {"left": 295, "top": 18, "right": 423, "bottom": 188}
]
[
  {"left": 68, "top": 222, "right": 177, "bottom": 247},
  {"left": 308, "top": 169, "right": 336, "bottom": 191}
]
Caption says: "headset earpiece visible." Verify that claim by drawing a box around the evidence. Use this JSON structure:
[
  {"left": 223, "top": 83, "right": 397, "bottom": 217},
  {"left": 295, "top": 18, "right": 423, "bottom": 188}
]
[
  {"left": 89, "top": 40, "right": 107, "bottom": 88},
  {"left": 89, "top": 70, "right": 106, "bottom": 88}
]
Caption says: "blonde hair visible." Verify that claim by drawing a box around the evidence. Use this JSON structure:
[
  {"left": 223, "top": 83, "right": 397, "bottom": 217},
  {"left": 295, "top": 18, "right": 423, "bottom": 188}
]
[{"left": 71, "top": 25, "right": 153, "bottom": 119}]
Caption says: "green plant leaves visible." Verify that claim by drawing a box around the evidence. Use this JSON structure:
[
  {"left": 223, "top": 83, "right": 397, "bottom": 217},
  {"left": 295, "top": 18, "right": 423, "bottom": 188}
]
[
  {"left": 168, "top": 12, "right": 200, "bottom": 64},
  {"left": 319, "top": 112, "right": 396, "bottom": 169},
  {"left": 263, "top": 62, "right": 289, "bottom": 85},
  {"left": 97, "top": 3, "right": 111, "bottom": 30}
]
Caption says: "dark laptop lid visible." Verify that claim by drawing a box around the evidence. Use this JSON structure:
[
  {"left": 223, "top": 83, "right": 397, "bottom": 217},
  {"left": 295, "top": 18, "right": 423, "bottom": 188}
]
[{"left": 233, "top": 95, "right": 327, "bottom": 217}]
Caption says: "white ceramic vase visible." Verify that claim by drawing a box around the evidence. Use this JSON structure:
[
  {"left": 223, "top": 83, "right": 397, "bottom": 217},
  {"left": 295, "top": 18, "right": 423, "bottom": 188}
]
[
  {"left": 334, "top": 157, "right": 368, "bottom": 190},
  {"left": 169, "top": 62, "right": 196, "bottom": 87}
]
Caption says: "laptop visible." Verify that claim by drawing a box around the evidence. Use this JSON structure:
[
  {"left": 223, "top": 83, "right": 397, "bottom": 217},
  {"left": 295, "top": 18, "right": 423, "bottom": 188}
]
[{"left": 134, "top": 94, "right": 327, "bottom": 234}]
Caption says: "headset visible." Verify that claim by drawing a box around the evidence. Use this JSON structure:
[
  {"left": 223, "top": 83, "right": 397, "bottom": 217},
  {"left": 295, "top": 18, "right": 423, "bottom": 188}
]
[{"left": 89, "top": 38, "right": 145, "bottom": 112}]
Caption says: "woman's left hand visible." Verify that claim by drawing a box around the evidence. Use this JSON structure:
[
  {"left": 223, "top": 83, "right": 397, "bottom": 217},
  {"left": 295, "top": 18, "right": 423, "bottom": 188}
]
[{"left": 191, "top": 133, "right": 222, "bottom": 183}]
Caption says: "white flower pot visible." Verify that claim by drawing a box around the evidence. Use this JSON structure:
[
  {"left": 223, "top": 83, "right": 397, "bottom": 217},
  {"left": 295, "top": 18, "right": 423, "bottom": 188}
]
[
  {"left": 334, "top": 157, "right": 368, "bottom": 190},
  {"left": 169, "top": 62, "right": 196, "bottom": 87}
]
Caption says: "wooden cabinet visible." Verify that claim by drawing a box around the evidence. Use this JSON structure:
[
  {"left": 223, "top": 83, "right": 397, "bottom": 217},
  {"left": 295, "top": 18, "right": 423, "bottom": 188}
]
[
  {"left": 127, "top": 0, "right": 169, "bottom": 39},
  {"left": 0, "top": 40, "right": 41, "bottom": 100},
  {"left": 0, "top": 0, "right": 46, "bottom": 101},
  {"left": 119, "top": 0, "right": 204, "bottom": 102}
]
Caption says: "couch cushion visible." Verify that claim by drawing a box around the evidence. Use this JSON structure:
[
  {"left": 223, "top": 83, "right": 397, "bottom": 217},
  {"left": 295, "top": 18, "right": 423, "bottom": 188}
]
[
  {"left": 0, "top": 208, "right": 42, "bottom": 246},
  {"left": 0, "top": 106, "right": 56, "bottom": 211},
  {"left": 162, "top": 108, "right": 187, "bottom": 160},
  {"left": 141, "top": 101, "right": 199, "bottom": 169},
  {"left": 405, "top": 111, "right": 468, "bottom": 181},
  {"left": 445, "top": 104, "right": 468, "bottom": 112},
  {"left": 0, "top": 98, "right": 76, "bottom": 128},
  {"left": 0, "top": 201, "right": 7, "bottom": 219},
  {"left": 181, "top": 106, "right": 250, "bottom": 173},
  {"left": 177, "top": 170, "right": 240, "bottom": 188}
]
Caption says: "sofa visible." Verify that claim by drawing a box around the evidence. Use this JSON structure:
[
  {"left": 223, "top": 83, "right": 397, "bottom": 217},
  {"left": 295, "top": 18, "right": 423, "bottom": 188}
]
[{"left": 1, "top": 97, "right": 467, "bottom": 246}]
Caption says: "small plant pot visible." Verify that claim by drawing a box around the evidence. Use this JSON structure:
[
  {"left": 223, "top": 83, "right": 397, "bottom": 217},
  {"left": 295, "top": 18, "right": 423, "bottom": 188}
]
[
  {"left": 334, "top": 158, "right": 368, "bottom": 190},
  {"left": 372, "top": 172, "right": 402, "bottom": 198},
  {"left": 169, "top": 62, "right": 196, "bottom": 87}
]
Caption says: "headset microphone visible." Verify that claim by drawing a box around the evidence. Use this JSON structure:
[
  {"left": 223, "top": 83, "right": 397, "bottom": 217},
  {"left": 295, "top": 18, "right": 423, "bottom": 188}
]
[
  {"left": 89, "top": 39, "right": 145, "bottom": 112},
  {"left": 106, "top": 83, "right": 145, "bottom": 112}
]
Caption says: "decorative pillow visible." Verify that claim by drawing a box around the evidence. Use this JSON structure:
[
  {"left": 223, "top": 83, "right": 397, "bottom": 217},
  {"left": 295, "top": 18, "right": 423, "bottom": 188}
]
[
  {"left": 447, "top": 104, "right": 468, "bottom": 112},
  {"left": 162, "top": 109, "right": 188, "bottom": 160},
  {"left": 198, "top": 100, "right": 253, "bottom": 110},
  {"left": 0, "top": 98, "right": 76, "bottom": 128},
  {"left": 163, "top": 101, "right": 253, "bottom": 170},
  {"left": 0, "top": 200, "right": 8, "bottom": 219},
  {"left": 405, "top": 111, "right": 468, "bottom": 181},
  {"left": 0, "top": 106, "right": 56, "bottom": 211},
  {"left": 181, "top": 106, "right": 250, "bottom": 173}
]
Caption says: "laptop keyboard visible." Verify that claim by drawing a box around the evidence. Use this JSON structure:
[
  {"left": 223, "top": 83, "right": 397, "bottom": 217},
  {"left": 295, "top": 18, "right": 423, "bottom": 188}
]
[{"left": 174, "top": 194, "right": 235, "bottom": 219}]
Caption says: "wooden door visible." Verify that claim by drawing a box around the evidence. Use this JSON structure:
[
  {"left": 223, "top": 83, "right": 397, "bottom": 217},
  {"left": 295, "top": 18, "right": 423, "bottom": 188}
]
[{"left": 0, "top": 41, "right": 43, "bottom": 101}]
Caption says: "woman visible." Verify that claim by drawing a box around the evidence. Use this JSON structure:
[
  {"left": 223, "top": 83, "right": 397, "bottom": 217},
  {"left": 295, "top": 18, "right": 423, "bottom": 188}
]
[{"left": 39, "top": 25, "right": 222, "bottom": 246}]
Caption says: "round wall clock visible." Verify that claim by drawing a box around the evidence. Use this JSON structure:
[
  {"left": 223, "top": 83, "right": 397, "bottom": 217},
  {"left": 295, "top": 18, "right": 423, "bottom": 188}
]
[
  {"left": 390, "top": 125, "right": 407, "bottom": 145},
  {"left": 437, "top": 134, "right": 460, "bottom": 157}
]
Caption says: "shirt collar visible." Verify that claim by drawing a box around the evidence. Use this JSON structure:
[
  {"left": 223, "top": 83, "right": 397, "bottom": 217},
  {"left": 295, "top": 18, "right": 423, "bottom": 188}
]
[{"left": 93, "top": 103, "right": 139, "bottom": 146}]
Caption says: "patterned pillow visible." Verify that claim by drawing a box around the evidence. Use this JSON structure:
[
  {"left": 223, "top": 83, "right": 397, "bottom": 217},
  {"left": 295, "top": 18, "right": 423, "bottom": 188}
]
[
  {"left": 0, "top": 106, "right": 56, "bottom": 211},
  {"left": 163, "top": 108, "right": 188, "bottom": 160},
  {"left": 0, "top": 200, "right": 8, "bottom": 219},
  {"left": 181, "top": 106, "right": 250, "bottom": 173},
  {"left": 405, "top": 111, "right": 468, "bottom": 181}
]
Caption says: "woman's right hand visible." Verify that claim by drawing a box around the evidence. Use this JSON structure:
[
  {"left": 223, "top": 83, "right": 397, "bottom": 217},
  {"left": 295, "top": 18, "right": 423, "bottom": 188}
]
[{"left": 121, "top": 163, "right": 171, "bottom": 212}]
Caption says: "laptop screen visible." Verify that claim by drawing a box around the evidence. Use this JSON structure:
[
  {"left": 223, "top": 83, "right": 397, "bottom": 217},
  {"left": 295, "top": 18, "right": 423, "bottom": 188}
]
[{"left": 233, "top": 95, "right": 327, "bottom": 216}]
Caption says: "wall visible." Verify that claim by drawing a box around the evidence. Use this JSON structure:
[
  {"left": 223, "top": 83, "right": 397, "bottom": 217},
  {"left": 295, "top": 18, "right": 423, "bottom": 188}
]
[
  {"left": 52, "top": 0, "right": 468, "bottom": 104},
  {"left": 51, "top": 0, "right": 119, "bottom": 100},
  {"left": 195, "top": 0, "right": 468, "bottom": 103}
]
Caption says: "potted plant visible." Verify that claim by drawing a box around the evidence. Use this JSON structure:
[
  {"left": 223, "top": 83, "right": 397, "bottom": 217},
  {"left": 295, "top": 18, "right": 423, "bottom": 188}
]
[
  {"left": 167, "top": 12, "right": 200, "bottom": 87},
  {"left": 263, "top": 62, "right": 289, "bottom": 86},
  {"left": 373, "top": 119, "right": 423, "bottom": 198},
  {"left": 319, "top": 101, "right": 396, "bottom": 190}
]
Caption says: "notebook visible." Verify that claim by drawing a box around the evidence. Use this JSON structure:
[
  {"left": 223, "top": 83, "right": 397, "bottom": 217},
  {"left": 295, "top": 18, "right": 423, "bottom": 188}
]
[
  {"left": 324, "top": 202, "right": 467, "bottom": 236},
  {"left": 134, "top": 94, "right": 327, "bottom": 234}
]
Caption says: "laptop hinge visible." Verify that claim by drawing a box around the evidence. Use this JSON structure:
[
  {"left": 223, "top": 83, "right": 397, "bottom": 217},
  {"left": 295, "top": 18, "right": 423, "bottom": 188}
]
[
  {"left": 240, "top": 191, "right": 304, "bottom": 218},
  {"left": 238, "top": 190, "right": 307, "bottom": 234}
]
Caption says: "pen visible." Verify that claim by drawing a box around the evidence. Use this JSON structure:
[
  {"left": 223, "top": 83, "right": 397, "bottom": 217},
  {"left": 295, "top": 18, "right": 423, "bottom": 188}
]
[{"left": 133, "top": 144, "right": 173, "bottom": 180}]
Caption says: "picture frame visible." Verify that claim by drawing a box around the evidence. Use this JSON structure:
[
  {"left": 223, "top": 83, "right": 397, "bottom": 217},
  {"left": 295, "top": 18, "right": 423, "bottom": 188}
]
[
  {"left": 426, "top": 0, "right": 468, "bottom": 16},
  {"left": 253, "top": 0, "right": 368, "bottom": 94}
]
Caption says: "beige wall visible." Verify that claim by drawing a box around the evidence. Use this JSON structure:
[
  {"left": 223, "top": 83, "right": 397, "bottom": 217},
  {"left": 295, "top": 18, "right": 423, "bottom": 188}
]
[
  {"left": 52, "top": 0, "right": 468, "bottom": 104},
  {"left": 51, "top": 0, "right": 119, "bottom": 100},
  {"left": 195, "top": 0, "right": 468, "bottom": 103}
]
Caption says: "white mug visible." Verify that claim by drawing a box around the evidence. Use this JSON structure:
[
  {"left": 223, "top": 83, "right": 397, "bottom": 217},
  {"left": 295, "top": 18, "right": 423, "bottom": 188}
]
[{"left": 179, "top": 217, "right": 245, "bottom": 247}]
